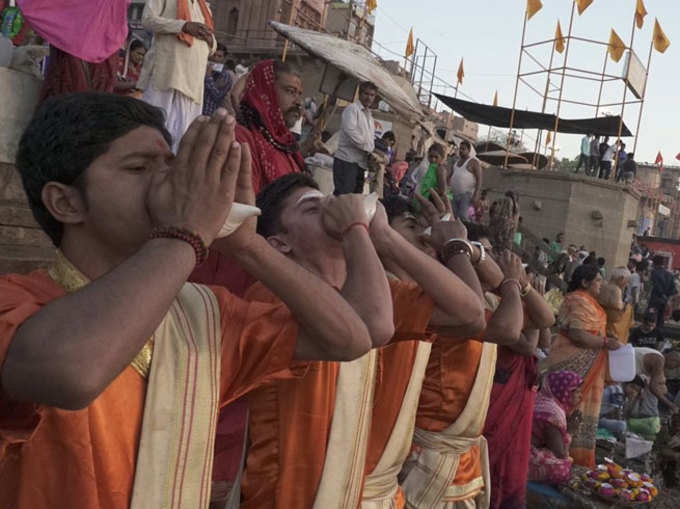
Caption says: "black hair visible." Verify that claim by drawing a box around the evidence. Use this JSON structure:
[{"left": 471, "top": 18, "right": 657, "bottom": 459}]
[
  {"left": 428, "top": 143, "right": 445, "bottom": 157},
  {"left": 381, "top": 131, "right": 396, "bottom": 143},
  {"left": 460, "top": 140, "right": 471, "bottom": 150},
  {"left": 320, "top": 130, "right": 332, "bottom": 143},
  {"left": 597, "top": 257, "right": 605, "bottom": 267},
  {"left": 256, "top": 173, "right": 319, "bottom": 237},
  {"left": 359, "top": 81, "right": 378, "bottom": 93},
  {"left": 630, "top": 376, "right": 646, "bottom": 389},
  {"left": 16, "top": 93, "right": 171, "bottom": 246},
  {"left": 129, "top": 40, "right": 146, "bottom": 52},
  {"left": 381, "top": 195, "right": 415, "bottom": 223},
  {"left": 567, "top": 264, "right": 601, "bottom": 293},
  {"left": 465, "top": 222, "right": 490, "bottom": 242},
  {"left": 273, "top": 60, "right": 302, "bottom": 79},
  {"left": 653, "top": 254, "right": 666, "bottom": 267},
  {"left": 215, "top": 42, "right": 228, "bottom": 54}
]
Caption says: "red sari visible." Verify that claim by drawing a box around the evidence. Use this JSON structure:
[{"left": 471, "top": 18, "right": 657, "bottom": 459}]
[{"left": 483, "top": 346, "right": 538, "bottom": 509}]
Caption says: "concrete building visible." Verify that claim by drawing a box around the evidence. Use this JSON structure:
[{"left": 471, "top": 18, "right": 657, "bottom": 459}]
[
  {"left": 634, "top": 163, "right": 680, "bottom": 239},
  {"left": 324, "top": 1, "right": 375, "bottom": 48},
  {"left": 209, "top": 0, "right": 327, "bottom": 55},
  {"left": 484, "top": 167, "right": 640, "bottom": 268}
]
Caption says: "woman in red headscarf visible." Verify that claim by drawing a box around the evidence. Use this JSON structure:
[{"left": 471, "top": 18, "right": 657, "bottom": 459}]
[{"left": 235, "top": 59, "right": 305, "bottom": 194}]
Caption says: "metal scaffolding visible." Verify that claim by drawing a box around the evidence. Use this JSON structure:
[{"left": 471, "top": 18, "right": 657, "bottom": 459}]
[{"left": 505, "top": 1, "right": 655, "bottom": 173}]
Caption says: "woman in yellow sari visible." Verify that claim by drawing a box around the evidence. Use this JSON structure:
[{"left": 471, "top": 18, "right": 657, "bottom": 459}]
[{"left": 540, "top": 264, "right": 623, "bottom": 468}]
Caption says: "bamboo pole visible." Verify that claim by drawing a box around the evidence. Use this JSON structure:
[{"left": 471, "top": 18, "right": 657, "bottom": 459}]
[
  {"left": 504, "top": 7, "right": 529, "bottom": 169},
  {"left": 611, "top": 12, "right": 638, "bottom": 181},
  {"left": 632, "top": 41, "right": 654, "bottom": 155},
  {"left": 548, "top": 1, "right": 576, "bottom": 172},
  {"left": 533, "top": 37, "right": 557, "bottom": 169}
]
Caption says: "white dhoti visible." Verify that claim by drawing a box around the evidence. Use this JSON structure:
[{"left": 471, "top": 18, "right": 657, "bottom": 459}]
[{"left": 142, "top": 85, "right": 202, "bottom": 153}]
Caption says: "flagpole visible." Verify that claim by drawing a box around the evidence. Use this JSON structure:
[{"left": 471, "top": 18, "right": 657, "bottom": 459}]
[
  {"left": 504, "top": 7, "right": 529, "bottom": 169},
  {"left": 632, "top": 39, "right": 654, "bottom": 155},
  {"left": 612, "top": 11, "right": 638, "bottom": 181},
  {"left": 533, "top": 35, "right": 557, "bottom": 169},
  {"left": 548, "top": 0, "right": 576, "bottom": 172}
]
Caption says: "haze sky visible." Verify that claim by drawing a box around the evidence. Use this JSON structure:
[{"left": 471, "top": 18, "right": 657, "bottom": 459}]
[{"left": 371, "top": 0, "right": 678, "bottom": 165}]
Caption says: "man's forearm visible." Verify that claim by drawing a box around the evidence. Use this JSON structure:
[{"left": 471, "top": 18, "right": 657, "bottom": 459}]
[
  {"left": 523, "top": 288, "right": 555, "bottom": 329},
  {"left": 341, "top": 228, "right": 394, "bottom": 346},
  {"left": 232, "top": 236, "right": 371, "bottom": 360},
  {"left": 3, "top": 239, "right": 196, "bottom": 409},
  {"left": 376, "top": 228, "right": 484, "bottom": 328},
  {"left": 484, "top": 284, "right": 523, "bottom": 345}
]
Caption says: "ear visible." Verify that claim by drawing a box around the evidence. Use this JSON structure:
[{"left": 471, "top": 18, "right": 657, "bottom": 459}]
[
  {"left": 41, "top": 182, "right": 88, "bottom": 227},
  {"left": 266, "top": 234, "right": 292, "bottom": 255}
]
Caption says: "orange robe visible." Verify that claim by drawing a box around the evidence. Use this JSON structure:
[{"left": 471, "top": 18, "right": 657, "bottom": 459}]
[
  {"left": 0, "top": 270, "right": 300, "bottom": 509},
  {"left": 241, "top": 279, "right": 434, "bottom": 509},
  {"left": 414, "top": 338, "right": 486, "bottom": 491}
]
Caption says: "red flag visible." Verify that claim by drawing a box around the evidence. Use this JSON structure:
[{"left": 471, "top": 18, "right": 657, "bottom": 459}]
[{"left": 655, "top": 151, "right": 664, "bottom": 172}]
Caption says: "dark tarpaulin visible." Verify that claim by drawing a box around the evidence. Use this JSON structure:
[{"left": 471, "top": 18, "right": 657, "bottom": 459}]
[{"left": 434, "top": 94, "right": 632, "bottom": 137}]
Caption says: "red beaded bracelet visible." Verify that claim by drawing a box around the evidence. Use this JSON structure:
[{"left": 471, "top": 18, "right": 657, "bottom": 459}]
[
  {"left": 149, "top": 226, "right": 208, "bottom": 265},
  {"left": 342, "top": 222, "right": 370, "bottom": 238}
]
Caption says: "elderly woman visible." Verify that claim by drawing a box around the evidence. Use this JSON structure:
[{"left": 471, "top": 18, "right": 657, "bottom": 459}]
[
  {"left": 599, "top": 266, "right": 634, "bottom": 344},
  {"left": 540, "top": 264, "right": 623, "bottom": 468},
  {"left": 529, "top": 370, "right": 583, "bottom": 484}
]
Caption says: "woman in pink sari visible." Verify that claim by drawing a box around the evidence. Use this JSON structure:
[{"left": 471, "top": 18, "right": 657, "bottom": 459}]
[{"left": 529, "top": 370, "right": 583, "bottom": 484}]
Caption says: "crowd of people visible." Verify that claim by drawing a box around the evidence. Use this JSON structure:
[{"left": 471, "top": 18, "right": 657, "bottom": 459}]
[
  {"left": 575, "top": 133, "right": 638, "bottom": 183},
  {"left": 3, "top": 2, "right": 680, "bottom": 509}
]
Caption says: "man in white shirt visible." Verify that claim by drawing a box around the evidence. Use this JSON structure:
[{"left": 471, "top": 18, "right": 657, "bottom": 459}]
[
  {"left": 598, "top": 136, "right": 615, "bottom": 180},
  {"left": 575, "top": 133, "right": 592, "bottom": 174},
  {"left": 333, "top": 81, "right": 377, "bottom": 195},
  {"left": 139, "top": 0, "right": 216, "bottom": 152}
]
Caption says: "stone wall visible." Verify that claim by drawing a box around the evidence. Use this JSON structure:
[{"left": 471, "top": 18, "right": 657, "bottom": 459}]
[
  {"left": 484, "top": 167, "right": 640, "bottom": 268},
  {"left": 0, "top": 67, "right": 53, "bottom": 274}
]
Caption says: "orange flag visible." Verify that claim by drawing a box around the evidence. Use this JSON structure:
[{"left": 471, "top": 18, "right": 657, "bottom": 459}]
[
  {"left": 493, "top": 91, "right": 498, "bottom": 106},
  {"left": 405, "top": 28, "right": 415, "bottom": 58},
  {"left": 608, "top": 29, "right": 626, "bottom": 62},
  {"left": 457, "top": 59, "right": 464, "bottom": 85},
  {"left": 576, "top": 0, "right": 594, "bottom": 15},
  {"left": 653, "top": 18, "right": 670, "bottom": 53},
  {"left": 527, "top": 0, "right": 542, "bottom": 20},
  {"left": 366, "top": 0, "right": 377, "bottom": 14},
  {"left": 545, "top": 131, "right": 552, "bottom": 146},
  {"left": 555, "top": 21, "right": 565, "bottom": 53},
  {"left": 635, "top": 0, "right": 647, "bottom": 29}
]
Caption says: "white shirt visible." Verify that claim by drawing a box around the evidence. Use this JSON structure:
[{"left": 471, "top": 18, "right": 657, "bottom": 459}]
[
  {"left": 335, "top": 101, "right": 375, "bottom": 169},
  {"left": 602, "top": 144, "right": 615, "bottom": 162},
  {"left": 138, "top": 0, "right": 216, "bottom": 104}
]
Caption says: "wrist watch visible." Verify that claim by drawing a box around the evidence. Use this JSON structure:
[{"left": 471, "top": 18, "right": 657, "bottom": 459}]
[{"left": 470, "top": 241, "right": 486, "bottom": 264}]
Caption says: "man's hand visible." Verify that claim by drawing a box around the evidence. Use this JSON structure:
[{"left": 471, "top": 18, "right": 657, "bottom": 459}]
[
  {"left": 415, "top": 188, "right": 452, "bottom": 227},
  {"left": 423, "top": 218, "right": 468, "bottom": 254},
  {"left": 497, "top": 250, "right": 525, "bottom": 282},
  {"left": 147, "top": 110, "right": 239, "bottom": 246},
  {"left": 183, "top": 21, "right": 213, "bottom": 44},
  {"left": 322, "top": 194, "right": 369, "bottom": 240}
]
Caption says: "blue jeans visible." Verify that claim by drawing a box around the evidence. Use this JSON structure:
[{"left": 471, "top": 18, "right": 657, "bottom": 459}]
[{"left": 453, "top": 192, "right": 473, "bottom": 221}]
